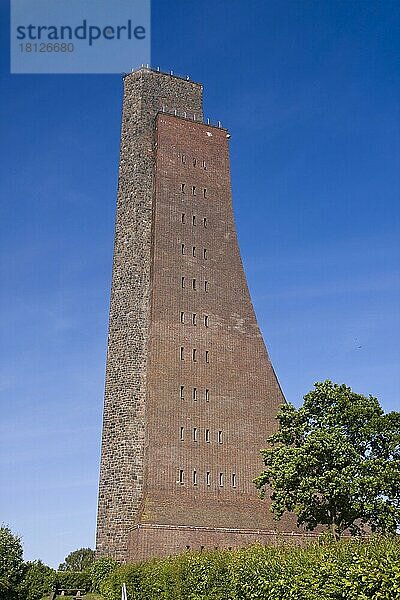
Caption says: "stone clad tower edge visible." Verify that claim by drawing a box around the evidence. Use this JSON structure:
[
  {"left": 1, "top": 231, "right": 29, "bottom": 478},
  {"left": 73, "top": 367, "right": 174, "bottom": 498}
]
[{"left": 96, "top": 68, "right": 300, "bottom": 562}]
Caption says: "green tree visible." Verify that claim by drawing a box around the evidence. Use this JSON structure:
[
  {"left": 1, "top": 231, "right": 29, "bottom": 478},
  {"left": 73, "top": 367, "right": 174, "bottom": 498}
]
[
  {"left": 0, "top": 526, "right": 24, "bottom": 600},
  {"left": 18, "top": 560, "right": 55, "bottom": 600},
  {"left": 254, "top": 381, "right": 400, "bottom": 540},
  {"left": 58, "top": 547, "right": 95, "bottom": 572}
]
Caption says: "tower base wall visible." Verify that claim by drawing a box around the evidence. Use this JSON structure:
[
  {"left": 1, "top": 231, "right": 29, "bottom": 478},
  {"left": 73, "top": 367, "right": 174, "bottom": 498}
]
[{"left": 127, "top": 523, "right": 318, "bottom": 562}]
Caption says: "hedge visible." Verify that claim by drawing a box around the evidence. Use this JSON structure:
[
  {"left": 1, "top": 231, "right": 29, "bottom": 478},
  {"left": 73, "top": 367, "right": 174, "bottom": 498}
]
[{"left": 100, "top": 536, "right": 400, "bottom": 600}]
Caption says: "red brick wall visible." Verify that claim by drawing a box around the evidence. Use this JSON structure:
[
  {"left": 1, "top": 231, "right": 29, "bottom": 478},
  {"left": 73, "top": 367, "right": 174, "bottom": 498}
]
[{"left": 127, "top": 113, "right": 296, "bottom": 560}]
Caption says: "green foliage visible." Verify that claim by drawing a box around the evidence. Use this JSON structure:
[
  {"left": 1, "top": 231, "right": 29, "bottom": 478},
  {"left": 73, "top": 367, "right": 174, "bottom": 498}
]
[
  {"left": 58, "top": 547, "right": 95, "bottom": 572},
  {"left": 90, "top": 557, "right": 119, "bottom": 593},
  {"left": 343, "top": 538, "right": 400, "bottom": 600},
  {"left": 54, "top": 570, "right": 92, "bottom": 591},
  {"left": 18, "top": 560, "right": 55, "bottom": 600},
  {"left": 0, "top": 525, "right": 24, "bottom": 600},
  {"left": 99, "top": 537, "right": 400, "bottom": 600},
  {"left": 175, "top": 549, "right": 232, "bottom": 600},
  {"left": 254, "top": 380, "right": 400, "bottom": 539}
]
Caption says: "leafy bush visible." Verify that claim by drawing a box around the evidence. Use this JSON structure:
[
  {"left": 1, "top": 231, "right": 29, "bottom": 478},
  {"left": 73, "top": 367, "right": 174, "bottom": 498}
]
[
  {"left": 176, "top": 549, "right": 232, "bottom": 600},
  {"left": 343, "top": 537, "right": 400, "bottom": 600},
  {"left": 100, "top": 536, "right": 400, "bottom": 600},
  {"left": 90, "top": 557, "right": 120, "bottom": 593},
  {"left": 18, "top": 560, "right": 55, "bottom": 600},
  {"left": 54, "top": 570, "right": 92, "bottom": 592}
]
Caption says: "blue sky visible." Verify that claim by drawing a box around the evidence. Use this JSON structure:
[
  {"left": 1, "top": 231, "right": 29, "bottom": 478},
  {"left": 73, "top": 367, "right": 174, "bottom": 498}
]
[{"left": 0, "top": 0, "right": 399, "bottom": 568}]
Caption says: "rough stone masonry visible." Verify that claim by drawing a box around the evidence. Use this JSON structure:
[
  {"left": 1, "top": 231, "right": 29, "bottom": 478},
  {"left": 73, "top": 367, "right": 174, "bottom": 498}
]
[{"left": 96, "top": 67, "right": 307, "bottom": 563}]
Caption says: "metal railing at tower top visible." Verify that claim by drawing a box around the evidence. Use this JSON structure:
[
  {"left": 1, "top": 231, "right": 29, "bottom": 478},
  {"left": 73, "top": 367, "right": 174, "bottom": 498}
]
[
  {"left": 158, "top": 106, "right": 227, "bottom": 131},
  {"left": 124, "top": 64, "right": 200, "bottom": 85}
]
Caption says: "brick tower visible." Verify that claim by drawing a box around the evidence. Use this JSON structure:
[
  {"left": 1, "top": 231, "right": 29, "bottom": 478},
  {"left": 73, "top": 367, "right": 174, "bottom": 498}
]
[{"left": 96, "top": 67, "right": 299, "bottom": 563}]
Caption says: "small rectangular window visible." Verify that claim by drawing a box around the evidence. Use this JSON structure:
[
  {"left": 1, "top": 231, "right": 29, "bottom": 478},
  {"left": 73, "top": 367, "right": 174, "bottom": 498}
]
[
  {"left": 181, "top": 183, "right": 186, "bottom": 194},
  {"left": 203, "top": 188, "right": 207, "bottom": 198},
  {"left": 203, "top": 248, "right": 208, "bottom": 260},
  {"left": 180, "top": 347, "right": 184, "bottom": 361},
  {"left": 205, "top": 350, "right": 209, "bottom": 363},
  {"left": 180, "top": 311, "right": 185, "bottom": 324},
  {"left": 205, "top": 389, "right": 210, "bottom": 402},
  {"left": 203, "top": 217, "right": 208, "bottom": 228},
  {"left": 232, "top": 473, "right": 236, "bottom": 488},
  {"left": 192, "top": 246, "right": 196, "bottom": 257},
  {"left": 181, "top": 243, "right": 185, "bottom": 255},
  {"left": 180, "top": 427, "right": 184, "bottom": 441},
  {"left": 204, "top": 315, "right": 209, "bottom": 328},
  {"left": 181, "top": 213, "right": 185, "bottom": 223},
  {"left": 193, "top": 158, "right": 197, "bottom": 167},
  {"left": 218, "top": 430, "right": 223, "bottom": 444},
  {"left": 204, "top": 280, "right": 209, "bottom": 293},
  {"left": 193, "top": 427, "right": 197, "bottom": 442},
  {"left": 192, "top": 186, "right": 196, "bottom": 196},
  {"left": 193, "top": 387, "right": 197, "bottom": 401},
  {"left": 206, "top": 471, "right": 211, "bottom": 486},
  {"left": 179, "top": 469, "right": 184, "bottom": 484},
  {"left": 180, "top": 385, "right": 184, "bottom": 399},
  {"left": 181, "top": 155, "right": 186, "bottom": 164},
  {"left": 192, "top": 313, "right": 197, "bottom": 325},
  {"left": 192, "top": 215, "right": 196, "bottom": 226},
  {"left": 193, "top": 469, "right": 197, "bottom": 485},
  {"left": 192, "top": 348, "right": 197, "bottom": 362},
  {"left": 219, "top": 473, "right": 224, "bottom": 487},
  {"left": 202, "top": 160, "right": 207, "bottom": 170},
  {"left": 205, "top": 429, "right": 210, "bottom": 443},
  {"left": 192, "top": 278, "right": 196, "bottom": 290},
  {"left": 181, "top": 276, "right": 185, "bottom": 288}
]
